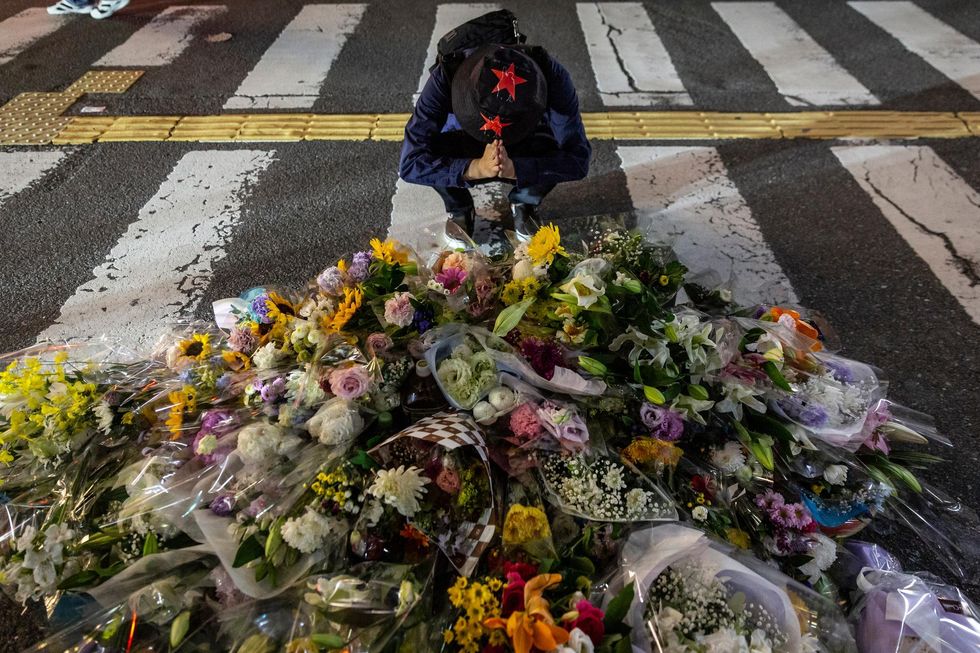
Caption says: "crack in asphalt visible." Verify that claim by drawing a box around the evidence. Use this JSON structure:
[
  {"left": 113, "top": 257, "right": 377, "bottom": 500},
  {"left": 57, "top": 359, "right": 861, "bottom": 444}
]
[
  {"left": 862, "top": 167, "right": 980, "bottom": 287},
  {"left": 594, "top": 3, "right": 643, "bottom": 94}
]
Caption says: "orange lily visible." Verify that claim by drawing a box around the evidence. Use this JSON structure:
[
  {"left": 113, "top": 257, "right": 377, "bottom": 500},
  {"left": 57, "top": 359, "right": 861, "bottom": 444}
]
[
  {"left": 485, "top": 574, "right": 569, "bottom": 653},
  {"left": 769, "top": 307, "right": 822, "bottom": 351}
]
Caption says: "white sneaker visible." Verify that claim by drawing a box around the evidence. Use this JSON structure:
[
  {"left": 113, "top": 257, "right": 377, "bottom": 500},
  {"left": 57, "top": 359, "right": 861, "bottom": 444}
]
[
  {"left": 90, "top": 0, "right": 129, "bottom": 19},
  {"left": 47, "top": 0, "right": 93, "bottom": 15}
]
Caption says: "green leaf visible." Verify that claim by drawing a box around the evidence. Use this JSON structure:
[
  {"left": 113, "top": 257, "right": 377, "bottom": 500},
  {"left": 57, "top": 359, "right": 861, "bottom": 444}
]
[
  {"left": 567, "top": 556, "right": 596, "bottom": 576},
  {"left": 57, "top": 569, "right": 100, "bottom": 590},
  {"left": 643, "top": 386, "right": 665, "bottom": 405},
  {"left": 603, "top": 581, "right": 635, "bottom": 629},
  {"left": 312, "top": 633, "right": 348, "bottom": 650},
  {"left": 233, "top": 535, "right": 264, "bottom": 568},
  {"left": 745, "top": 412, "right": 795, "bottom": 444},
  {"left": 762, "top": 361, "right": 792, "bottom": 392},
  {"left": 142, "top": 531, "right": 158, "bottom": 557},
  {"left": 265, "top": 517, "right": 284, "bottom": 559},
  {"left": 880, "top": 459, "right": 923, "bottom": 493},
  {"left": 578, "top": 356, "right": 607, "bottom": 377},
  {"left": 614, "top": 636, "right": 633, "bottom": 653},
  {"left": 550, "top": 292, "right": 578, "bottom": 304},
  {"left": 493, "top": 298, "right": 535, "bottom": 336},
  {"left": 349, "top": 449, "right": 379, "bottom": 470},
  {"left": 748, "top": 432, "right": 775, "bottom": 471},
  {"left": 170, "top": 611, "right": 191, "bottom": 649}
]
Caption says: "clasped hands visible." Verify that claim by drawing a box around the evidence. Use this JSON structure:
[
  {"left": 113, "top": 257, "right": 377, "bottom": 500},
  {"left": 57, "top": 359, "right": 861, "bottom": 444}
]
[{"left": 465, "top": 140, "right": 516, "bottom": 181}]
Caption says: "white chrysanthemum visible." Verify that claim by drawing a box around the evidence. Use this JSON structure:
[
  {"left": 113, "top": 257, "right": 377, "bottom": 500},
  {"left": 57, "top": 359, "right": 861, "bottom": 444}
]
[
  {"left": 93, "top": 400, "right": 114, "bottom": 434},
  {"left": 823, "top": 464, "right": 848, "bottom": 485},
  {"left": 696, "top": 627, "right": 744, "bottom": 653},
  {"left": 367, "top": 465, "right": 430, "bottom": 517},
  {"left": 798, "top": 533, "right": 838, "bottom": 582},
  {"left": 692, "top": 505, "right": 709, "bottom": 522},
  {"left": 711, "top": 441, "right": 746, "bottom": 474},
  {"left": 281, "top": 508, "right": 335, "bottom": 554}
]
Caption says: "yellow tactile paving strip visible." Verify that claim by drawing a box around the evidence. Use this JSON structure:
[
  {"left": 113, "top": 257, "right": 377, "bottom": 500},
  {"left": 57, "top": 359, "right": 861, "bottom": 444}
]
[{"left": 0, "top": 70, "right": 977, "bottom": 145}]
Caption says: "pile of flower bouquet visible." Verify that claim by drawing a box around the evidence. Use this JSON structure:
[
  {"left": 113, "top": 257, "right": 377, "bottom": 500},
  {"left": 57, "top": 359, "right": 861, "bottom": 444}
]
[{"left": 2, "top": 222, "right": 979, "bottom": 653}]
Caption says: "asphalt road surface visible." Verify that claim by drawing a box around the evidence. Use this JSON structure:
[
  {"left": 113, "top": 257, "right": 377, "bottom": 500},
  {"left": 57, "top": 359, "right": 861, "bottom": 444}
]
[{"left": 1, "top": 0, "right": 979, "bottom": 648}]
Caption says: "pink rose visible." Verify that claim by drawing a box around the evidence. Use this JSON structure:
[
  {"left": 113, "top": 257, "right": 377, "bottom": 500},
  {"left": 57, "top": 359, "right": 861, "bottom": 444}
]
[
  {"left": 365, "top": 332, "right": 394, "bottom": 359},
  {"left": 383, "top": 292, "right": 414, "bottom": 328},
  {"left": 328, "top": 365, "right": 372, "bottom": 400}
]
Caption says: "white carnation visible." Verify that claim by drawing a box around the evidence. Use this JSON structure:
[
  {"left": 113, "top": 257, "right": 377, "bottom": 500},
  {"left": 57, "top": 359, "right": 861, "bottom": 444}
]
[
  {"left": 305, "top": 398, "right": 364, "bottom": 446},
  {"left": 281, "top": 508, "right": 336, "bottom": 554},
  {"left": 252, "top": 343, "right": 284, "bottom": 370},
  {"left": 236, "top": 422, "right": 298, "bottom": 466}
]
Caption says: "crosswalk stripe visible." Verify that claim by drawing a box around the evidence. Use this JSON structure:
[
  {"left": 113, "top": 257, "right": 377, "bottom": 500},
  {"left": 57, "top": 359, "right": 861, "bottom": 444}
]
[
  {"left": 38, "top": 150, "right": 276, "bottom": 353},
  {"left": 0, "top": 8, "right": 70, "bottom": 66},
  {"left": 0, "top": 151, "right": 66, "bottom": 205},
  {"left": 414, "top": 3, "right": 500, "bottom": 105},
  {"left": 617, "top": 145, "right": 798, "bottom": 306},
  {"left": 225, "top": 4, "right": 366, "bottom": 110},
  {"left": 575, "top": 2, "right": 691, "bottom": 107},
  {"left": 95, "top": 5, "right": 226, "bottom": 67},
  {"left": 833, "top": 145, "right": 980, "bottom": 325},
  {"left": 849, "top": 1, "right": 980, "bottom": 102},
  {"left": 712, "top": 1, "right": 877, "bottom": 107}
]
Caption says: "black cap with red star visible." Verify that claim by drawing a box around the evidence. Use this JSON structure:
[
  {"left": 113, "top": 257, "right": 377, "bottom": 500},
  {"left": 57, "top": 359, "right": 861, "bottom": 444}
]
[{"left": 451, "top": 45, "right": 548, "bottom": 145}]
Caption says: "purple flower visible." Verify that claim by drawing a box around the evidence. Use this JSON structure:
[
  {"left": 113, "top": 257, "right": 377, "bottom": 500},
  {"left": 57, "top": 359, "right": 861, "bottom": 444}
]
[
  {"left": 199, "top": 409, "right": 238, "bottom": 436},
  {"left": 557, "top": 414, "right": 590, "bottom": 451},
  {"left": 435, "top": 267, "right": 468, "bottom": 294},
  {"left": 755, "top": 489, "right": 785, "bottom": 511},
  {"left": 348, "top": 251, "right": 372, "bottom": 283},
  {"left": 824, "top": 359, "right": 854, "bottom": 384},
  {"left": 785, "top": 502, "right": 813, "bottom": 529},
  {"left": 779, "top": 396, "right": 829, "bottom": 428},
  {"left": 250, "top": 294, "right": 272, "bottom": 324},
  {"left": 255, "top": 377, "right": 287, "bottom": 403},
  {"left": 412, "top": 307, "right": 435, "bottom": 334},
  {"left": 244, "top": 497, "right": 269, "bottom": 518},
  {"left": 770, "top": 503, "right": 794, "bottom": 527},
  {"left": 229, "top": 326, "right": 258, "bottom": 354},
  {"left": 316, "top": 266, "right": 346, "bottom": 295},
  {"left": 210, "top": 495, "right": 235, "bottom": 517},
  {"left": 861, "top": 400, "right": 892, "bottom": 454},
  {"left": 365, "top": 332, "right": 394, "bottom": 359},
  {"left": 639, "top": 403, "right": 685, "bottom": 441}
]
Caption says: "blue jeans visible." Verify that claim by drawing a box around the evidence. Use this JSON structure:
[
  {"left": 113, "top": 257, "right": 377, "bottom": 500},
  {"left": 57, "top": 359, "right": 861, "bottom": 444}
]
[{"left": 430, "top": 130, "right": 557, "bottom": 215}]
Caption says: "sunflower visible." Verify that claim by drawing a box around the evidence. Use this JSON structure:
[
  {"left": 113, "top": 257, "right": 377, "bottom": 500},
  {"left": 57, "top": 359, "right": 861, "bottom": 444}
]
[
  {"left": 370, "top": 238, "right": 409, "bottom": 266},
  {"left": 165, "top": 385, "right": 198, "bottom": 439},
  {"left": 321, "top": 287, "right": 363, "bottom": 333},
  {"left": 264, "top": 291, "right": 296, "bottom": 325},
  {"left": 168, "top": 333, "right": 212, "bottom": 370},
  {"left": 527, "top": 224, "right": 566, "bottom": 266}
]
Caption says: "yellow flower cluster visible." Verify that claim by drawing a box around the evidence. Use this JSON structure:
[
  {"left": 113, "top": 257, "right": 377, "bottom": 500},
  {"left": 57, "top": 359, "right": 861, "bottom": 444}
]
[
  {"left": 309, "top": 467, "right": 354, "bottom": 509},
  {"left": 264, "top": 291, "right": 296, "bottom": 326},
  {"left": 622, "top": 437, "right": 683, "bottom": 469},
  {"left": 370, "top": 238, "right": 409, "bottom": 266},
  {"left": 725, "top": 528, "right": 751, "bottom": 549},
  {"left": 0, "top": 353, "right": 99, "bottom": 461},
  {"left": 502, "top": 504, "right": 552, "bottom": 547},
  {"left": 527, "top": 224, "right": 566, "bottom": 266},
  {"left": 165, "top": 385, "right": 197, "bottom": 439},
  {"left": 501, "top": 277, "right": 543, "bottom": 306},
  {"left": 443, "top": 576, "right": 503, "bottom": 653},
  {"left": 322, "top": 287, "right": 363, "bottom": 333}
]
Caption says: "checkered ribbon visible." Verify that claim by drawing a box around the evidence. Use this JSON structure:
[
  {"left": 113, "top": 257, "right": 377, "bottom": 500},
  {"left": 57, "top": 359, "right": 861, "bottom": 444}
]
[{"left": 371, "top": 412, "right": 497, "bottom": 576}]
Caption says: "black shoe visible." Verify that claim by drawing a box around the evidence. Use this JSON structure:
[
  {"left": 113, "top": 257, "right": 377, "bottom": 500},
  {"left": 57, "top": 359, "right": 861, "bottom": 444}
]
[
  {"left": 511, "top": 203, "right": 538, "bottom": 243},
  {"left": 443, "top": 209, "right": 475, "bottom": 249}
]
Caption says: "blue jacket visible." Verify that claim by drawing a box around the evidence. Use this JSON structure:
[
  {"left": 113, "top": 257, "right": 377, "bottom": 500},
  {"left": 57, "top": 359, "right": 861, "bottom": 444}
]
[{"left": 399, "top": 53, "right": 591, "bottom": 188}]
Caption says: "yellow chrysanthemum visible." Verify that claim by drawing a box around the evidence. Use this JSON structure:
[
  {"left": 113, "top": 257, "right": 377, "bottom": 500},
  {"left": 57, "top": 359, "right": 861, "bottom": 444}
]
[
  {"left": 370, "top": 238, "right": 409, "bottom": 266},
  {"left": 321, "top": 287, "right": 363, "bottom": 333},
  {"left": 527, "top": 224, "right": 566, "bottom": 266},
  {"left": 725, "top": 528, "right": 751, "bottom": 550},
  {"left": 622, "top": 437, "right": 683, "bottom": 469},
  {"left": 502, "top": 504, "right": 552, "bottom": 547},
  {"left": 337, "top": 258, "right": 348, "bottom": 273}
]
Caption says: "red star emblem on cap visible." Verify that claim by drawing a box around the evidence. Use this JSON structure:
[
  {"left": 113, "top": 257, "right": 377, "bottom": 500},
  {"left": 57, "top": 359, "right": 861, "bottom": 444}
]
[
  {"left": 491, "top": 63, "right": 527, "bottom": 100},
  {"left": 479, "top": 113, "right": 510, "bottom": 138}
]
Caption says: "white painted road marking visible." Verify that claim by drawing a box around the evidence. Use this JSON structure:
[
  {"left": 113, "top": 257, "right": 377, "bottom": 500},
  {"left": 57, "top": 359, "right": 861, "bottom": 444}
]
[
  {"left": 576, "top": 2, "right": 691, "bottom": 106},
  {"left": 96, "top": 5, "right": 226, "bottom": 67},
  {"left": 0, "top": 151, "right": 66, "bottom": 205},
  {"left": 39, "top": 150, "right": 276, "bottom": 352},
  {"left": 0, "top": 8, "right": 69, "bottom": 66},
  {"left": 225, "top": 4, "right": 366, "bottom": 110},
  {"left": 849, "top": 1, "right": 980, "bottom": 101},
  {"left": 712, "top": 1, "right": 877, "bottom": 106},
  {"left": 414, "top": 2, "right": 500, "bottom": 104},
  {"left": 833, "top": 145, "right": 980, "bottom": 325},
  {"left": 618, "top": 146, "right": 798, "bottom": 306}
]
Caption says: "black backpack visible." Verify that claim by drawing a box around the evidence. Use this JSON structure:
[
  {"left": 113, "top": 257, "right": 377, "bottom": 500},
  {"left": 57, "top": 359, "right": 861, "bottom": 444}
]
[{"left": 434, "top": 9, "right": 527, "bottom": 77}]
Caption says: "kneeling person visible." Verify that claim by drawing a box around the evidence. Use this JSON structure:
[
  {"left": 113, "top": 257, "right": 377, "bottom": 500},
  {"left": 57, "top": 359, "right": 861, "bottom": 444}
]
[{"left": 399, "top": 43, "right": 591, "bottom": 247}]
